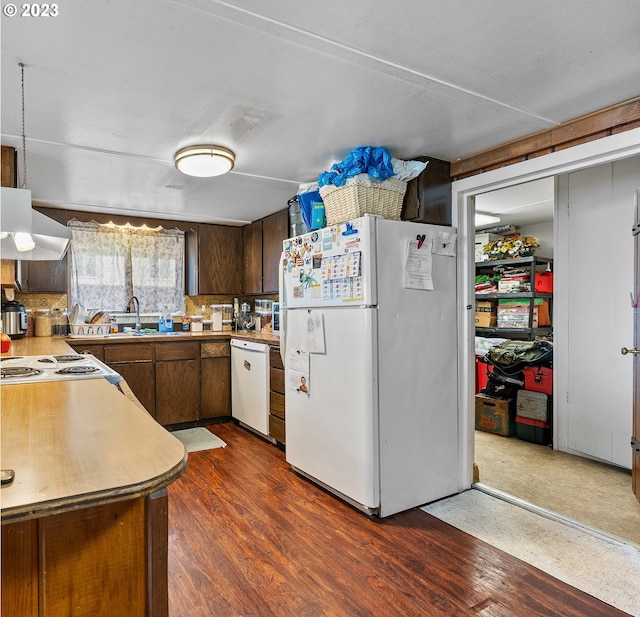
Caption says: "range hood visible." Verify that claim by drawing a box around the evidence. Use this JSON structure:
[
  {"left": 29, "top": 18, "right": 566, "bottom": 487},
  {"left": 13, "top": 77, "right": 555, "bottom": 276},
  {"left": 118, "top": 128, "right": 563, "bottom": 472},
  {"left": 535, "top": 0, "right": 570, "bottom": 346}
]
[{"left": 0, "top": 187, "right": 72, "bottom": 261}]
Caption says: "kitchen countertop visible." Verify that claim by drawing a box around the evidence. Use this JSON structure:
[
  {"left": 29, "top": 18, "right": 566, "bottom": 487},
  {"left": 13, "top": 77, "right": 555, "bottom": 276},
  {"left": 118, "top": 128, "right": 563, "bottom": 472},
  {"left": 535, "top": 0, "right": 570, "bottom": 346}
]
[
  {"left": 66, "top": 329, "right": 282, "bottom": 346},
  {"left": 1, "top": 336, "right": 188, "bottom": 522}
]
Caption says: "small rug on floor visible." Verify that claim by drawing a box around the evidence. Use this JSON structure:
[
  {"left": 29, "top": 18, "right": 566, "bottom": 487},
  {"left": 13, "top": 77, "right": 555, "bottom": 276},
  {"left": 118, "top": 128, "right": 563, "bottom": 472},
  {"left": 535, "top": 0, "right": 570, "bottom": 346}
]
[
  {"left": 171, "top": 427, "right": 226, "bottom": 453},
  {"left": 422, "top": 489, "right": 640, "bottom": 616}
]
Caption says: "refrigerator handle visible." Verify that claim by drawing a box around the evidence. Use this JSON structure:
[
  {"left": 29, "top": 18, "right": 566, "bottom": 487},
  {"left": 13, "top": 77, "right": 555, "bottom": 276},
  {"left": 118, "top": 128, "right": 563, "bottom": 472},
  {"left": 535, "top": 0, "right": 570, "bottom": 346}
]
[{"left": 278, "top": 250, "right": 287, "bottom": 365}]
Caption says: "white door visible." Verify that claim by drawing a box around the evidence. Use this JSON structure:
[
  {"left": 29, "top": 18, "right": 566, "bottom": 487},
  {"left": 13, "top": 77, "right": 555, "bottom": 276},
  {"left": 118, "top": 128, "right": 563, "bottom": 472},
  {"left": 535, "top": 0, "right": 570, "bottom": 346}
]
[
  {"left": 284, "top": 306, "right": 379, "bottom": 510},
  {"left": 556, "top": 156, "right": 638, "bottom": 466},
  {"left": 631, "top": 188, "right": 640, "bottom": 502}
]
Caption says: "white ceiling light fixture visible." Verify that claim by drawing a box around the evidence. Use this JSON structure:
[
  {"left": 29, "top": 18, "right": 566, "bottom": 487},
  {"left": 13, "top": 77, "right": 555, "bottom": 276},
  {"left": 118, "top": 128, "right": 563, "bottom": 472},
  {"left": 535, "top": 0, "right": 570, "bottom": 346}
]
[{"left": 174, "top": 145, "right": 235, "bottom": 177}]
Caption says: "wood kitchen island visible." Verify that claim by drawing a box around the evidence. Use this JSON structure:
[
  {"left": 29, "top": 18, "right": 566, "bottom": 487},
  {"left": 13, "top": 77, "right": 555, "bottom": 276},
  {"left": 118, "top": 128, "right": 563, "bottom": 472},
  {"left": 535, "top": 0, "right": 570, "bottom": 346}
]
[{"left": 1, "top": 337, "right": 188, "bottom": 617}]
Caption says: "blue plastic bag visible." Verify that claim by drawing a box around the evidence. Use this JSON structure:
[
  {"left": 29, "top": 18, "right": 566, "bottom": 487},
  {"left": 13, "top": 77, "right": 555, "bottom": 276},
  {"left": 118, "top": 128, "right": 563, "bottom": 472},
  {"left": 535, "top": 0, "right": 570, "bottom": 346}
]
[
  {"left": 297, "top": 190, "right": 325, "bottom": 229},
  {"left": 318, "top": 146, "right": 395, "bottom": 187}
]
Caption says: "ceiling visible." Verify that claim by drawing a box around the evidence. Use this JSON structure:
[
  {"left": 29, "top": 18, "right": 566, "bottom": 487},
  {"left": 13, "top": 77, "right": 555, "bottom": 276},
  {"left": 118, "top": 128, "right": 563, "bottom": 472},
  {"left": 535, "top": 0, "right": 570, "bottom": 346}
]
[
  {"left": 475, "top": 177, "right": 555, "bottom": 230},
  {"left": 1, "top": 1, "right": 638, "bottom": 226}
]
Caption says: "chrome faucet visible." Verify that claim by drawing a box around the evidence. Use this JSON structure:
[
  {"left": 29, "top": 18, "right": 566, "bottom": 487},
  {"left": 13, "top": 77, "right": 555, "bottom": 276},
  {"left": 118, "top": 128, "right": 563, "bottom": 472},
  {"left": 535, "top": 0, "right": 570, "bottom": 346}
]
[{"left": 126, "top": 295, "right": 141, "bottom": 331}]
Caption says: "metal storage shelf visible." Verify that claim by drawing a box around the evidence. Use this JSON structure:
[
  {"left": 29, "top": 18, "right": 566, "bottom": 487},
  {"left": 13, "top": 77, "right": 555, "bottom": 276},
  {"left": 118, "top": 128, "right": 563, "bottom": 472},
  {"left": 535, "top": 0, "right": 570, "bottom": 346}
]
[{"left": 475, "top": 256, "right": 553, "bottom": 341}]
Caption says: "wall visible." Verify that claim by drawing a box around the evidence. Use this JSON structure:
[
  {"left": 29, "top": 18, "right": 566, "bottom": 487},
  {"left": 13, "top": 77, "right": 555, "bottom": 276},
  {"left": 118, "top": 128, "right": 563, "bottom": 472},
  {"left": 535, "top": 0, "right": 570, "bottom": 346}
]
[{"left": 518, "top": 221, "right": 554, "bottom": 259}]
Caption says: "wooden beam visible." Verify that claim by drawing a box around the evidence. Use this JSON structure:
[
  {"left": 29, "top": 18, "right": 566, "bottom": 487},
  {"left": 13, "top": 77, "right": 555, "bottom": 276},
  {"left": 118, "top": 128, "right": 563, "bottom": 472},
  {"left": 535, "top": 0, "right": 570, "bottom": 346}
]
[{"left": 451, "top": 97, "right": 640, "bottom": 179}]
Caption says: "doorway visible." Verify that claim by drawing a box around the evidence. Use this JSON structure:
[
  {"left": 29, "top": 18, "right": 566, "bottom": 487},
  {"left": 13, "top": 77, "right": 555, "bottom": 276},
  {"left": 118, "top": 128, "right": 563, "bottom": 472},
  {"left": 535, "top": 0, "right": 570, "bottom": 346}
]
[{"left": 453, "top": 129, "right": 640, "bottom": 545}]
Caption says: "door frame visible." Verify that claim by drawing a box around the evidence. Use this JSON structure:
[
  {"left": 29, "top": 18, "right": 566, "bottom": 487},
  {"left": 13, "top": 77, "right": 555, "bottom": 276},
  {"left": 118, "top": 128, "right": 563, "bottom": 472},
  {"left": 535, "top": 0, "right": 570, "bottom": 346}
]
[{"left": 453, "top": 127, "right": 640, "bottom": 491}]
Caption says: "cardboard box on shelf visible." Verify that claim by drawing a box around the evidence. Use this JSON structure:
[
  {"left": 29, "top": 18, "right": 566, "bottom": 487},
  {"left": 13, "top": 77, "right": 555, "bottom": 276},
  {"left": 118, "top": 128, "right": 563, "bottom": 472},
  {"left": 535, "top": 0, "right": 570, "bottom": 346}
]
[
  {"left": 498, "top": 279, "right": 531, "bottom": 293},
  {"left": 475, "top": 313, "right": 497, "bottom": 327},
  {"left": 475, "top": 232, "right": 500, "bottom": 262},
  {"left": 475, "top": 393, "right": 515, "bottom": 436},
  {"left": 475, "top": 299, "right": 498, "bottom": 327}
]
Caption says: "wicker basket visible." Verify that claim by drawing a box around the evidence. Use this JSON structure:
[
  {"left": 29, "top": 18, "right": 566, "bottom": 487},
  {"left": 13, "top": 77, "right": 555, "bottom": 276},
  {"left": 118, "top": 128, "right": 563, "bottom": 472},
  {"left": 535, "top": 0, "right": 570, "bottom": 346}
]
[{"left": 319, "top": 174, "right": 407, "bottom": 225}]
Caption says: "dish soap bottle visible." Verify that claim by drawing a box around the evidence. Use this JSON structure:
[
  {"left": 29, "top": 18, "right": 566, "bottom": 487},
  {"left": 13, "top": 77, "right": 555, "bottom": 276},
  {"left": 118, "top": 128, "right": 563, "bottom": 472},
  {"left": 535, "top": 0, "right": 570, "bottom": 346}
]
[{"left": 159, "top": 309, "right": 174, "bottom": 333}]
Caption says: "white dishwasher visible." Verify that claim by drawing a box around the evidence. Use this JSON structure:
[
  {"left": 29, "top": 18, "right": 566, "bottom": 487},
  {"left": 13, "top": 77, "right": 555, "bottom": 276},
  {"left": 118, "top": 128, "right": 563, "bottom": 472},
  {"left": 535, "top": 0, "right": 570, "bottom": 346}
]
[{"left": 231, "top": 339, "right": 271, "bottom": 439}]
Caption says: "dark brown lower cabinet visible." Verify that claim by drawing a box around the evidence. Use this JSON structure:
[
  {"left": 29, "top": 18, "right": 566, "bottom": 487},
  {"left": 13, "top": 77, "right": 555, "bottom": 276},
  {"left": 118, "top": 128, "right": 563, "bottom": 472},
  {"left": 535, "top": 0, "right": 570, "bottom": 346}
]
[
  {"left": 269, "top": 346, "right": 285, "bottom": 444},
  {"left": 103, "top": 343, "right": 156, "bottom": 417},
  {"left": 200, "top": 341, "right": 231, "bottom": 420},
  {"left": 2, "top": 491, "right": 168, "bottom": 617},
  {"left": 155, "top": 343, "right": 200, "bottom": 426},
  {"left": 116, "top": 362, "right": 156, "bottom": 417}
]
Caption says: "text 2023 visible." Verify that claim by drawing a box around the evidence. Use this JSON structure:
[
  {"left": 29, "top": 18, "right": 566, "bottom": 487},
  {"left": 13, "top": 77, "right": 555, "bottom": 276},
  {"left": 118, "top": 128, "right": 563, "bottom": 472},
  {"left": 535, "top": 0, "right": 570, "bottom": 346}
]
[{"left": 21, "top": 3, "right": 59, "bottom": 16}]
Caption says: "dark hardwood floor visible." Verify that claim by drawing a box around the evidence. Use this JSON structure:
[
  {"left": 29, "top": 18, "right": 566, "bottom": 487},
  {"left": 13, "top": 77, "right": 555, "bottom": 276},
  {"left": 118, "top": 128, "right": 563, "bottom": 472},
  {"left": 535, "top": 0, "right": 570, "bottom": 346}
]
[{"left": 167, "top": 422, "right": 628, "bottom": 617}]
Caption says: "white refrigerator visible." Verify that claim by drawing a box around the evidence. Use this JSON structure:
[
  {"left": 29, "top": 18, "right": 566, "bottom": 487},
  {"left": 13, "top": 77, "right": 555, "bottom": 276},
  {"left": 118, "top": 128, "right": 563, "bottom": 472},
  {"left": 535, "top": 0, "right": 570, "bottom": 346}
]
[{"left": 280, "top": 214, "right": 459, "bottom": 517}]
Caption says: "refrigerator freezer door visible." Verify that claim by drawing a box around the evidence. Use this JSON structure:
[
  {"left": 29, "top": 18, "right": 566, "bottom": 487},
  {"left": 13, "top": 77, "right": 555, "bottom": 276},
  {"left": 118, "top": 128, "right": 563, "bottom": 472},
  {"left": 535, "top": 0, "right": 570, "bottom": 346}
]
[
  {"left": 285, "top": 307, "right": 379, "bottom": 511},
  {"left": 282, "top": 215, "right": 377, "bottom": 308}
]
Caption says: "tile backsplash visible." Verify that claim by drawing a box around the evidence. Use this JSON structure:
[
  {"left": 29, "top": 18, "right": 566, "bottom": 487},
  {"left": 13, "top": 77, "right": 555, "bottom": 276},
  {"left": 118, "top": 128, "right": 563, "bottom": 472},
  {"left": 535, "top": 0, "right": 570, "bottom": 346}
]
[
  {"left": 10, "top": 292, "right": 278, "bottom": 318},
  {"left": 13, "top": 293, "right": 68, "bottom": 312}
]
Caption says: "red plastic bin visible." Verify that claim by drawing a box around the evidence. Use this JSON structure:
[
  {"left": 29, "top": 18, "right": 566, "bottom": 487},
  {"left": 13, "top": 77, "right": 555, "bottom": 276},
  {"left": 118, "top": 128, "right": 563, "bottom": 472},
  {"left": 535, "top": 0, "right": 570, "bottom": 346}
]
[
  {"left": 534, "top": 271, "right": 554, "bottom": 293},
  {"left": 476, "top": 358, "right": 493, "bottom": 393},
  {"left": 523, "top": 366, "right": 553, "bottom": 395},
  {"left": 516, "top": 415, "right": 551, "bottom": 445}
]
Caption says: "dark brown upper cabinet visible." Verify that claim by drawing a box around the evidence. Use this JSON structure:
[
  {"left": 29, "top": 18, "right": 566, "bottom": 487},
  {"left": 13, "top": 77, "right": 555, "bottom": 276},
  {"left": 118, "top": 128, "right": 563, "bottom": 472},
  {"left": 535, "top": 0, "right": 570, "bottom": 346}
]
[
  {"left": 401, "top": 156, "right": 452, "bottom": 226},
  {"left": 187, "top": 223, "right": 243, "bottom": 295}
]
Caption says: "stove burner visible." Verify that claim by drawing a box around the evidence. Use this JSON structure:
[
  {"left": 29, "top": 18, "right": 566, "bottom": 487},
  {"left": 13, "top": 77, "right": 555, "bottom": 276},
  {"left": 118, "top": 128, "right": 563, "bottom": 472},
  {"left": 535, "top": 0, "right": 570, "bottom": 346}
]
[
  {"left": 1, "top": 367, "right": 45, "bottom": 379},
  {"left": 0, "top": 356, "right": 24, "bottom": 362},
  {"left": 55, "top": 366, "right": 101, "bottom": 375},
  {"left": 38, "top": 355, "right": 86, "bottom": 363}
]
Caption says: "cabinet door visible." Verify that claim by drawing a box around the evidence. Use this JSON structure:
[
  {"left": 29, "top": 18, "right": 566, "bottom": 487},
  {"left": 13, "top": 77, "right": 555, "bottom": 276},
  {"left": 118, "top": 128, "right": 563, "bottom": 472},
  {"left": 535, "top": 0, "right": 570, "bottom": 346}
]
[
  {"left": 198, "top": 224, "right": 243, "bottom": 294},
  {"left": 70, "top": 344, "right": 105, "bottom": 361},
  {"left": 200, "top": 357, "right": 231, "bottom": 419},
  {"left": 243, "top": 220, "right": 263, "bottom": 293},
  {"left": 155, "top": 359, "right": 200, "bottom": 426},
  {"left": 401, "top": 157, "right": 452, "bottom": 225},
  {"left": 116, "top": 362, "right": 156, "bottom": 417},
  {"left": 21, "top": 208, "right": 69, "bottom": 293},
  {"left": 262, "top": 209, "right": 288, "bottom": 293},
  {"left": 22, "top": 259, "right": 67, "bottom": 293},
  {"left": 1, "top": 146, "right": 17, "bottom": 188}
]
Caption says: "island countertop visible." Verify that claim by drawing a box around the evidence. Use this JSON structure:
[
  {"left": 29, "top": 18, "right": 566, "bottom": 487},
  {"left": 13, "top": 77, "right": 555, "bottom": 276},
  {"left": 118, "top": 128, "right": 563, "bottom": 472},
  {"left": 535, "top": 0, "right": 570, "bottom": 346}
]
[{"left": 1, "top": 336, "right": 188, "bottom": 523}]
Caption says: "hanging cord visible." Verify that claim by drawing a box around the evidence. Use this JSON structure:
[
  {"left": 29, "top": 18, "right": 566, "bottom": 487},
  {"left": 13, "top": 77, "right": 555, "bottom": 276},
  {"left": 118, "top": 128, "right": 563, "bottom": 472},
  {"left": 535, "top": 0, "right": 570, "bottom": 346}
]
[{"left": 19, "top": 62, "right": 27, "bottom": 189}]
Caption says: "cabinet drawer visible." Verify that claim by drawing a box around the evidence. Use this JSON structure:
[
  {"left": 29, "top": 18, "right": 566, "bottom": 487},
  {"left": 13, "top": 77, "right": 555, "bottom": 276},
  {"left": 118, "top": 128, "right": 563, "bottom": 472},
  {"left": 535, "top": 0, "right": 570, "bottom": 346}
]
[
  {"left": 201, "top": 341, "right": 230, "bottom": 358},
  {"left": 270, "top": 346, "right": 283, "bottom": 370},
  {"left": 104, "top": 344, "right": 153, "bottom": 363},
  {"left": 269, "top": 414, "right": 285, "bottom": 444},
  {"left": 70, "top": 344, "right": 105, "bottom": 361},
  {"left": 269, "top": 390, "right": 285, "bottom": 419},
  {"left": 270, "top": 366, "right": 284, "bottom": 394},
  {"left": 155, "top": 342, "right": 200, "bottom": 361}
]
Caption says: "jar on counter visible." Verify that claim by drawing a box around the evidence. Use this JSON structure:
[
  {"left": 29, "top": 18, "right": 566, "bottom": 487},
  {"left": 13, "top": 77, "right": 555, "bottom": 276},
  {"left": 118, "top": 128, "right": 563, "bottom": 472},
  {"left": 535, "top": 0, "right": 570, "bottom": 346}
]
[
  {"left": 35, "top": 310, "right": 52, "bottom": 337},
  {"left": 25, "top": 309, "right": 34, "bottom": 337}
]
